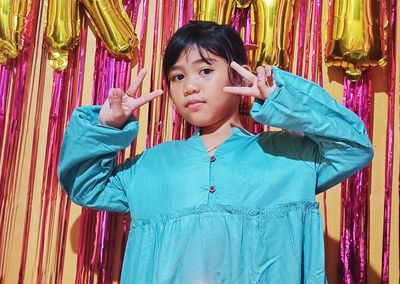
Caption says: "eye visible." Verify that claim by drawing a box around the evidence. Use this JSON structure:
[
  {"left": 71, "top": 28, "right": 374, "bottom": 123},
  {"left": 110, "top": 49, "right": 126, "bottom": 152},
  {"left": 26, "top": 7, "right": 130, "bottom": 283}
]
[
  {"left": 200, "top": 68, "right": 213, "bottom": 75},
  {"left": 170, "top": 74, "right": 184, "bottom": 81}
]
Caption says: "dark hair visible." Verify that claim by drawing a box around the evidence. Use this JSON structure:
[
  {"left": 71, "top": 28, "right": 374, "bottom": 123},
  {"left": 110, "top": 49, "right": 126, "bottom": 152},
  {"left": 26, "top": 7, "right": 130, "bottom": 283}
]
[{"left": 162, "top": 21, "right": 248, "bottom": 84}]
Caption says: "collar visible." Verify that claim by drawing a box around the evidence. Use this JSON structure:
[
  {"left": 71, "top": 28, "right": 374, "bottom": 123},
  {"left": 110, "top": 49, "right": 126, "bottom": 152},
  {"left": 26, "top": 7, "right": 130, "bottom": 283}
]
[
  {"left": 186, "top": 126, "right": 255, "bottom": 155},
  {"left": 191, "top": 126, "right": 253, "bottom": 137}
]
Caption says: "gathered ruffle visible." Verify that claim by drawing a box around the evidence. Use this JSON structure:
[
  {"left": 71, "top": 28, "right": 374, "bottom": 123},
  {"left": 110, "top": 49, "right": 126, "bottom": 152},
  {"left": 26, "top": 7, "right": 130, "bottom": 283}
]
[{"left": 131, "top": 201, "right": 319, "bottom": 227}]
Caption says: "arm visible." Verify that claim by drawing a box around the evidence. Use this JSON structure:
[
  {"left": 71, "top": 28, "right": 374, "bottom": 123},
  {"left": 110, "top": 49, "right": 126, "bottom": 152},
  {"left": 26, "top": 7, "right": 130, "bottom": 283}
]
[
  {"left": 58, "top": 68, "right": 163, "bottom": 211},
  {"left": 57, "top": 106, "right": 139, "bottom": 212},
  {"left": 250, "top": 67, "right": 374, "bottom": 193}
]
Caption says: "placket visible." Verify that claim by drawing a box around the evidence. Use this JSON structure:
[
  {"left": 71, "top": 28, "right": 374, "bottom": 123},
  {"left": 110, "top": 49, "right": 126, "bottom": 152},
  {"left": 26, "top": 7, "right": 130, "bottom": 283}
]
[{"left": 207, "top": 152, "right": 218, "bottom": 203}]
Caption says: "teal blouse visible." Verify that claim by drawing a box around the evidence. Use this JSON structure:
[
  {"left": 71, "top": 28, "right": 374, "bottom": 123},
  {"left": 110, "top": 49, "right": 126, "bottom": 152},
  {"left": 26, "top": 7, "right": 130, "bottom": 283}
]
[{"left": 58, "top": 68, "right": 373, "bottom": 283}]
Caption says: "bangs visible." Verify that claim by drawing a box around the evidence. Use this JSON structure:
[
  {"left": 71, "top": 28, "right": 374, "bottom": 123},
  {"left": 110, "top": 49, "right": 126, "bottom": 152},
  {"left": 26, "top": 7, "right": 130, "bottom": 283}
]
[{"left": 162, "top": 21, "right": 247, "bottom": 84}]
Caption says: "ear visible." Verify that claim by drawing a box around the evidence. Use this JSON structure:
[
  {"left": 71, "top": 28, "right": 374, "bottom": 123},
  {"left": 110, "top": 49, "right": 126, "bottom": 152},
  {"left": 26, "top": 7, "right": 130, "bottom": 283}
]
[
  {"left": 240, "top": 64, "right": 252, "bottom": 87},
  {"left": 241, "top": 64, "right": 251, "bottom": 72},
  {"left": 230, "top": 64, "right": 252, "bottom": 86}
]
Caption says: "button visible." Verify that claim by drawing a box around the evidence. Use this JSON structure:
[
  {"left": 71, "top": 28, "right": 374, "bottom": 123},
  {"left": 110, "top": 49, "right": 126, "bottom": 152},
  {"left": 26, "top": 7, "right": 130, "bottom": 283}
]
[
  {"left": 210, "top": 155, "right": 216, "bottom": 162},
  {"left": 209, "top": 186, "right": 216, "bottom": 193}
]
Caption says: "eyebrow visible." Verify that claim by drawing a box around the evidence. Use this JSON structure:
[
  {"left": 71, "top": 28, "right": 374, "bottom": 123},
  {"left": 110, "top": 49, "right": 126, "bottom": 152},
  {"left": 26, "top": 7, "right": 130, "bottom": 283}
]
[{"left": 170, "top": 58, "right": 216, "bottom": 71}]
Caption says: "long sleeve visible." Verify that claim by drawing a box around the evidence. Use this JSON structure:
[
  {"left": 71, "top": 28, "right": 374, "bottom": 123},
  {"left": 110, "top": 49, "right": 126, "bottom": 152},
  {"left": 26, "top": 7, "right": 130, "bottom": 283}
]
[
  {"left": 250, "top": 67, "right": 374, "bottom": 193},
  {"left": 57, "top": 106, "right": 139, "bottom": 212}
]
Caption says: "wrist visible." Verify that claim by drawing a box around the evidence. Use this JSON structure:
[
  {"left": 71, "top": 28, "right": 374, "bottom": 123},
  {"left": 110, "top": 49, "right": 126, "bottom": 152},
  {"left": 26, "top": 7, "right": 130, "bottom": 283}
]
[{"left": 99, "top": 117, "right": 125, "bottom": 129}]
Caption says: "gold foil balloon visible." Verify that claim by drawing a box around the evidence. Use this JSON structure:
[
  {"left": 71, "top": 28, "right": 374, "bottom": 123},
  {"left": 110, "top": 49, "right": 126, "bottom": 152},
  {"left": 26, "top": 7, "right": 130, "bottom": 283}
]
[
  {"left": 325, "top": 0, "right": 387, "bottom": 81},
  {"left": 252, "top": 0, "right": 294, "bottom": 69},
  {"left": 235, "top": 0, "right": 252, "bottom": 9},
  {"left": 81, "top": 0, "right": 139, "bottom": 65},
  {"left": 196, "top": 0, "right": 232, "bottom": 23},
  {"left": 0, "top": 0, "right": 30, "bottom": 64},
  {"left": 196, "top": 0, "right": 219, "bottom": 21},
  {"left": 196, "top": 0, "right": 294, "bottom": 70},
  {"left": 44, "top": 0, "right": 80, "bottom": 71}
]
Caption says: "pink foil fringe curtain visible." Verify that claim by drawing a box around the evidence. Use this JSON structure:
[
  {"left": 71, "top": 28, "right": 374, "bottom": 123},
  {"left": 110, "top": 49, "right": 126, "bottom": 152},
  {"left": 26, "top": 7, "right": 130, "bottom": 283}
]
[
  {"left": 296, "top": 0, "right": 329, "bottom": 241},
  {"left": 76, "top": 0, "right": 140, "bottom": 282},
  {"left": 0, "top": 0, "right": 398, "bottom": 282},
  {"left": 230, "top": 7, "right": 261, "bottom": 134},
  {"left": 340, "top": 74, "right": 373, "bottom": 283},
  {"left": 296, "top": 0, "right": 323, "bottom": 85},
  {"left": 381, "top": 0, "right": 396, "bottom": 282},
  {"left": 335, "top": 0, "right": 395, "bottom": 282},
  {"left": 0, "top": 0, "right": 42, "bottom": 280},
  {"left": 35, "top": 6, "right": 88, "bottom": 284},
  {"left": 0, "top": 65, "right": 11, "bottom": 156}
]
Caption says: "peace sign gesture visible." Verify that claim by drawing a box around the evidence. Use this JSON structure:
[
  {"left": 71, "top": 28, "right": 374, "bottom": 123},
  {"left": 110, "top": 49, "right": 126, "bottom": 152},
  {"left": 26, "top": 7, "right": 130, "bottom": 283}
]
[
  {"left": 99, "top": 69, "right": 163, "bottom": 128},
  {"left": 223, "top": 62, "right": 276, "bottom": 100}
]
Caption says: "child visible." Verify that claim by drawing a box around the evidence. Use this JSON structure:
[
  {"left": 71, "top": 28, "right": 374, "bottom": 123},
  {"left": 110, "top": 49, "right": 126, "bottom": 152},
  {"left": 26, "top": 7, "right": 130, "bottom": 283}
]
[{"left": 58, "top": 21, "right": 373, "bottom": 283}]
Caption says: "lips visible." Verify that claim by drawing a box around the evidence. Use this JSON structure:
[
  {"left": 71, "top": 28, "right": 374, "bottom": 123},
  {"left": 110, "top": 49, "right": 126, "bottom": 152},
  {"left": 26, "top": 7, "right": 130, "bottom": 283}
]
[{"left": 184, "top": 99, "right": 206, "bottom": 108}]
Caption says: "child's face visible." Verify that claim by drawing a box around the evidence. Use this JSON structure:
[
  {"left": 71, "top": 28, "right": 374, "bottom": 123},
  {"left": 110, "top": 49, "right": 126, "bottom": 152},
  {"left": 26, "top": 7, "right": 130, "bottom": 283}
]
[{"left": 167, "top": 47, "right": 241, "bottom": 128}]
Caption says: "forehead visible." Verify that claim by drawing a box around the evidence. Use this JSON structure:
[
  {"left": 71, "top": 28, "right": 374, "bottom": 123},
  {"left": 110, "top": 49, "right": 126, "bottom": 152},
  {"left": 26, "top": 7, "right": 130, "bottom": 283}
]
[{"left": 172, "top": 46, "right": 222, "bottom": 67}]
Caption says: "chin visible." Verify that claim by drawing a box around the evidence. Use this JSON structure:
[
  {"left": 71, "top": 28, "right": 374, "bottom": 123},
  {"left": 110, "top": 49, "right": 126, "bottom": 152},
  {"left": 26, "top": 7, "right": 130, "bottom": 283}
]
[
  {"left": 187, "top": 119, "right": 216, "bottom": 128},
  {"left": 183, "top": 114, "right": 213, "bottom": 127},
  {"left": 186, "top": 120, "right": 209, "bottom": 127}
]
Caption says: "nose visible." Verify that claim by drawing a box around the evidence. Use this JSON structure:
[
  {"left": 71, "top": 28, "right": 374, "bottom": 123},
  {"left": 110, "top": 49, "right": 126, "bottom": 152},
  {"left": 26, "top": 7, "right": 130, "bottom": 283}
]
[{"left": 183, "top": 82, "right": 200, "bottom": 97}]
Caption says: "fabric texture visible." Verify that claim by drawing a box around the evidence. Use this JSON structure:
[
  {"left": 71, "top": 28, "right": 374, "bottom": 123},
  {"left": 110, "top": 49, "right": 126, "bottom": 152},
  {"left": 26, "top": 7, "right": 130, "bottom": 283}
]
[{"left": 58, "top": 67, "right": 373, "bottom": 283}]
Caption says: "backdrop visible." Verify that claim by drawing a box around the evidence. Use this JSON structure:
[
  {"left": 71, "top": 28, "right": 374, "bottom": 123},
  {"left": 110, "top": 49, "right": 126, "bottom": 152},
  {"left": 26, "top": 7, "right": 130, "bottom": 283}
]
[{"left": 0, "top": 0, "right": 399, "bottom": 283}]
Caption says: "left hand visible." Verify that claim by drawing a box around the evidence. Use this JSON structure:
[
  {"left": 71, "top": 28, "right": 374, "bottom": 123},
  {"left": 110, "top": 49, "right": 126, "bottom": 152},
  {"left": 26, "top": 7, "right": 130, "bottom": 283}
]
[
  {"left": 223, "top": 62, "right": 276, "bottom": 100},
  {"left": 99, "top": 68, "right": 163, "bottom": 128}
]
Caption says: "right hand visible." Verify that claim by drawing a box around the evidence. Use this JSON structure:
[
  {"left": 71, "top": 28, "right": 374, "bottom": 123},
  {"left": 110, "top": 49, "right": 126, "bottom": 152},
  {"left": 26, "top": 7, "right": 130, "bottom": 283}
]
[
  {"left": 99, "top": 69, "right": 163, "bottom": 128},
  {"left": 223, "top": 62, "right": 276, "bottom": 101}
]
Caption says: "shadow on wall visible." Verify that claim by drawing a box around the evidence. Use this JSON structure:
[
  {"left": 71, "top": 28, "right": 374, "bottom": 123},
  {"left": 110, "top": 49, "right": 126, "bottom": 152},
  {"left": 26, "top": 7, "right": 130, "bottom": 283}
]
[
  {"left": 70, "top": 213, "right": 128, "bottom": 282},
  {"left": 325, "top": 233, "right": 380, "bottom": 283}
]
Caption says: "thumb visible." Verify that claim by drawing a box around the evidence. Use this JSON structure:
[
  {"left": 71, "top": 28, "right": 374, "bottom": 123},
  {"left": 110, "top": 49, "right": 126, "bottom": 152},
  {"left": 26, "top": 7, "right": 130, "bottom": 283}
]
[{"left": 256, "top": 67, "right": 269, "bottom": 100}]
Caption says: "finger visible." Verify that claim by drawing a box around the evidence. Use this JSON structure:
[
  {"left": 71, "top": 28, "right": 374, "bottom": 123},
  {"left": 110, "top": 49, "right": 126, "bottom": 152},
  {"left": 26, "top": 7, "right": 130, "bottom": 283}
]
[
  {"left": 108, "top": 88, "right": 124, "bottom": 102},
  {"left": 264, "top": 65, "right": 272, "bottom": 77},
  {"left": 223, "top": 86, "right": 260, "bottom": 97},
  {"left": 126, "top": 68, "right": 147, "bottom": 96},
  {"left": 254, "top": 66, "right": 271, "bottom": 99},
  {"left": 230, "top": 61, "right": 256, "bottom": 82},
  {"left": 256, "top": 79, "right": 269, "bottom": 100},
  {"left": 130, "top": 89, "right": 164, "bottom": 109},
  {"left": 264, "top": 66, "right": 274, "bottom": 87},
  {"left": 108, "top": 88, "right": 125, "bottom": 116},
  {"left": 256, "top": 66, "right": 266, "bottom": 82}
]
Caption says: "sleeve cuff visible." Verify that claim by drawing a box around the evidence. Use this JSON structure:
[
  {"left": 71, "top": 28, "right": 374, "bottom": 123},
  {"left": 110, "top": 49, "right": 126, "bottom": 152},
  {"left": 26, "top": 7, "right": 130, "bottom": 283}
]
[{"left": 70, "top": 106, "right": 139, "bottom": 150}]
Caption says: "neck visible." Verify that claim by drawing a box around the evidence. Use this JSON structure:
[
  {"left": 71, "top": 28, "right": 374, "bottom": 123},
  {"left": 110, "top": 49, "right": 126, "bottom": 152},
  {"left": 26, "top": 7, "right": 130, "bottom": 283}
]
[{"left": 199, "top": 115, "right": 243, "bottom": 153}]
